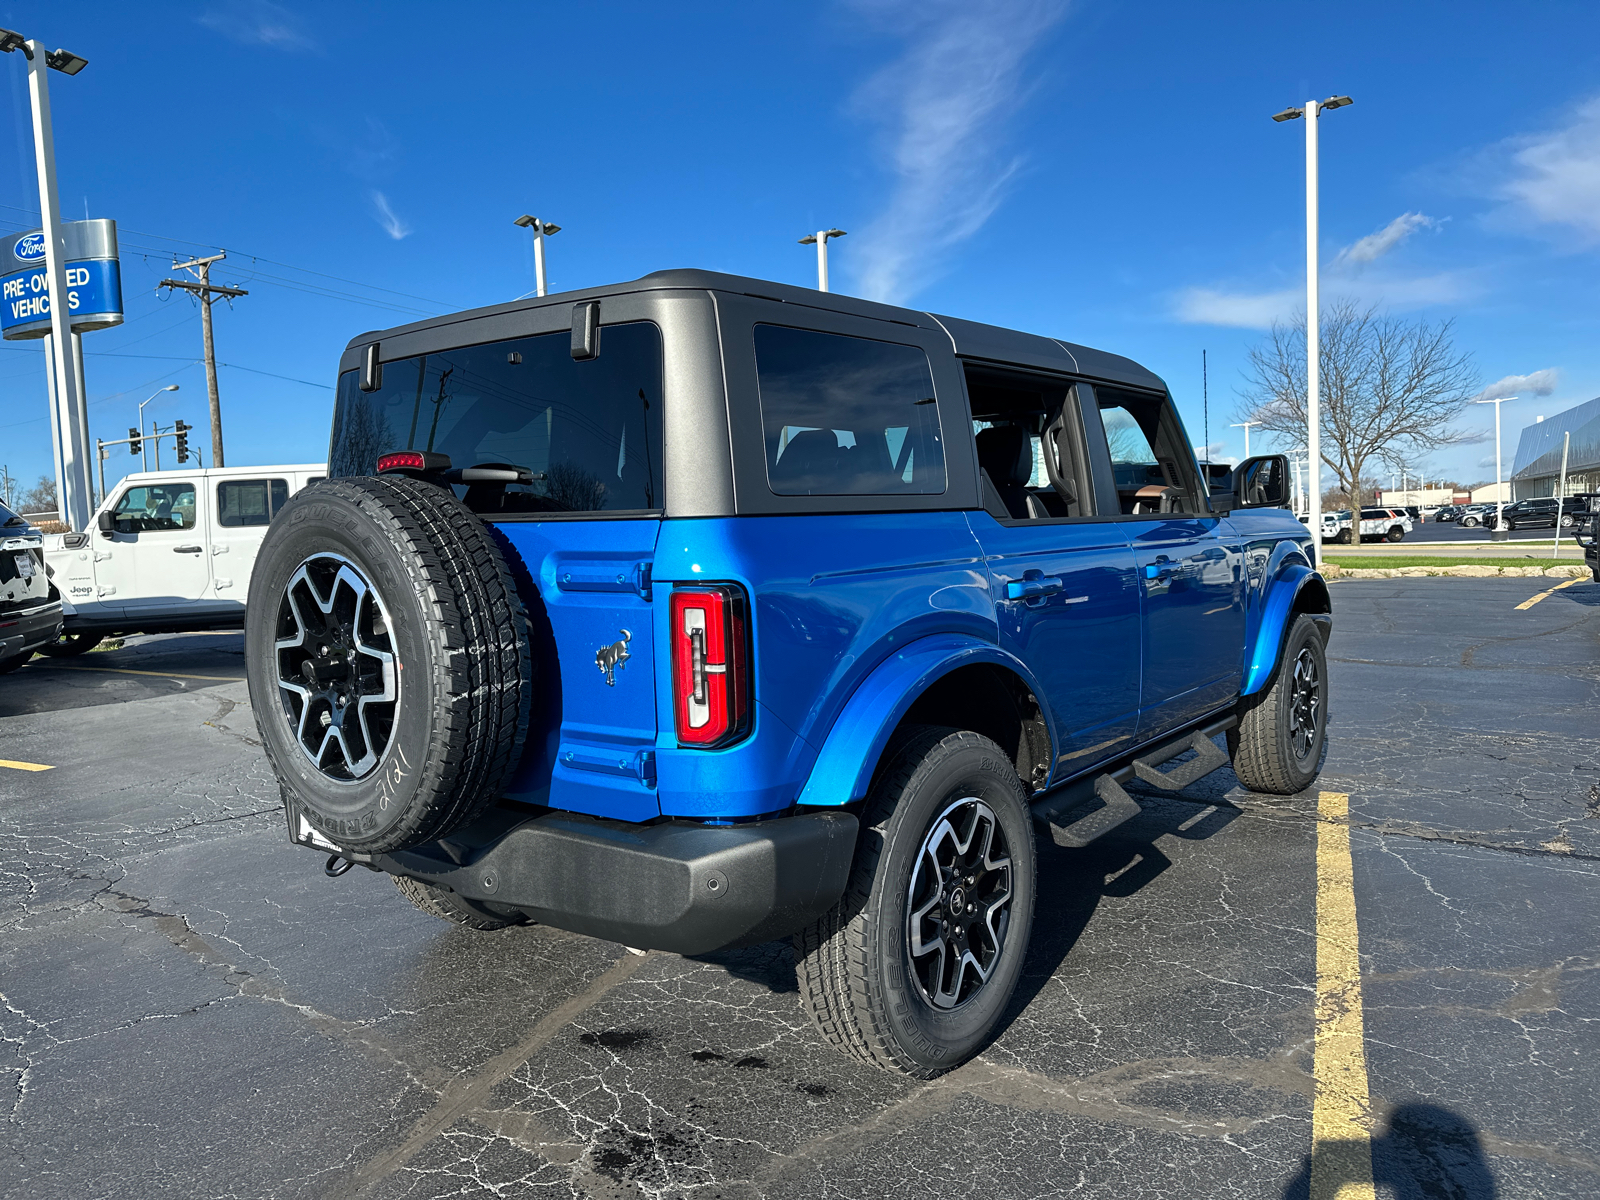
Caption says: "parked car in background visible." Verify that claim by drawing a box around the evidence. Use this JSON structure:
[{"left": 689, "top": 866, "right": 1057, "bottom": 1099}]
[
  {"left": 1457, "top": 504, "right": 1498, "bottom": 528},
  {"left": 1497, "top": 497, "right": 1573, "bottom": 530},
  {"left": 0, "top": 498, "right": 63, "bottom": 672},
  {"left": 1357, "top": 508, "right": 1410, "bottom": 542},
  {"left": 1433, "top": 505, "right": 1462, "bottom": 523},
  {"left": 39, "top": 463, "right": 325, "bottom": 656}
]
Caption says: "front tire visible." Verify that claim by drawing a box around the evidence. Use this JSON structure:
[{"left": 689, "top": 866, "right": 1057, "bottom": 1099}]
[
  {"left": 794, "top": 727, "right": 1036, "bottom": 1078},
  {"left": 1462, "top": 516, "right": 1479, "bottom": 528},
  {"left": 1386, "top": 527, "right": 1404, "bottom": 542},
  {"left": 1228, "top": 614, "right": 1328, "bottom": 795}
]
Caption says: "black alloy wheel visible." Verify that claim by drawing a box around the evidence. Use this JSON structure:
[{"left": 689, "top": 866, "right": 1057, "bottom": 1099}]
[
  {"left": 274, "top": 553, "right": 399, "bottom": 782},
  {"left": 905, "top": 797, "right": 1015, "bottom": 1010},
  {"left": 1286, "top": 643, "right": 1322, "bottom": 769}
]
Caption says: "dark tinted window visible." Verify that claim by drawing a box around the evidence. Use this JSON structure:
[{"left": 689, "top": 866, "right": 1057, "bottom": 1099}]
[
  {"left": 329, "top": 322, "right": 663, "bottom": 515},
  {"left": 217, "top": 478, "right": 289, "bottom": 527},
  {"left": 0, "top": 500, "right": 25, "bottom": 530},
  {"left": 754, "top": 325, "right": 945, "bottom": 496}
]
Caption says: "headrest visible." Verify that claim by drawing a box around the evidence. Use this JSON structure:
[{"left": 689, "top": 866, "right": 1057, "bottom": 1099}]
[{"left": 976, "top": 425, "right": 1032, "bottom": 487}]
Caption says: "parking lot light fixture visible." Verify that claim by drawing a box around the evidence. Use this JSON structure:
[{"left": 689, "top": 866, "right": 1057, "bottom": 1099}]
[
  {"left": 514, "top": 215, "right": 561, "bottom": 298},
  {"left": 798, "top": 228, "right": 847, "bottom": 292},
  {"left": 1472, "top": 395, "right": 1517, "bottom": 537},
  {"left": 1274, "top": 93, "right": 1353, "bottom": 569}
]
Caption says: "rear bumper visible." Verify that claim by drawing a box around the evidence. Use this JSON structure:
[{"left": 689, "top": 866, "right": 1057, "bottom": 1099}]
[
  {"left": 296, "top": 804, "right": 859, "bottom": 955},
  {"left": 0, "top": 600, "right": 62, "bottom": 660}
]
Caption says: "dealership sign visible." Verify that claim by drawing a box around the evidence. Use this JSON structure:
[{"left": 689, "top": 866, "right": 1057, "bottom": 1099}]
[{"left": 0, "top": 218, "right": 123, "bottom": 340}]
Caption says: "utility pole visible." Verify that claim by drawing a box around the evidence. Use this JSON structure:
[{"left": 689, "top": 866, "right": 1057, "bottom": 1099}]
[
  {"left": 1552, "top": 431, "right": 1571, "bottom": 561},
  {"left": 1, "top": 463, "right": 12, "bottom": 507},
  {"left": 159, "top": 254, "right": 246, "bottom": 468}
]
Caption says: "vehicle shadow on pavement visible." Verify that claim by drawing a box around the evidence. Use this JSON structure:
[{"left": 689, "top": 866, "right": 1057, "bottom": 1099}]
[
  {"left": 1000, "top": 790, "right": 1242, "bottom": 1033},
  {"left": 1278, "top": 1103, "right": 1499, "bottom": 1199}
]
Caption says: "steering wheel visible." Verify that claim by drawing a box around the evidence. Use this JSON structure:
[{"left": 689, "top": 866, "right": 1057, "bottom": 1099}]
[{"left": 1041, "top": 410, "right": 1079, "bottom": 511}]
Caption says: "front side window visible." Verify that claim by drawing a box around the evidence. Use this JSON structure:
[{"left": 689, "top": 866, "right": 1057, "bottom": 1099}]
[
  {"left": 329, "top": 322, "right": 664, "bottom": 515},
  {"left": 217, "top": 478, "right": 289, "bottom": 527},
  {"left": 1095, "top": 390, "right": 1203, "bottom": 515},
  {"left": 754, "top": 325, "right": 945, "bottom": 496},
  {"left": 114, "top": 483, "right": 196, "bottom": 533}
]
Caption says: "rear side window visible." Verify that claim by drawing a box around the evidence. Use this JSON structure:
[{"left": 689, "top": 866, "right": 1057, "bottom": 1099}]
[
  {"left": 329, "top": 322, "right": 664, "bottom": 515},
  {"left": 217, "top": 478, "right": 289, "bottom": 527},
  {"left": 754, "top": 325, "right": 945, "bottom": 496}
]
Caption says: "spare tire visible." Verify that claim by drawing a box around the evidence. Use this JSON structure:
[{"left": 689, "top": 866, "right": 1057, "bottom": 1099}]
[{"left": 246, "top": 476, "right": 533, "bottom": 854}]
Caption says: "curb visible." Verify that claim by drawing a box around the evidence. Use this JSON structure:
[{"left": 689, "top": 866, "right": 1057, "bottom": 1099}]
[{"left": 1322, "top": 562, "right": 1592, "bottom": 581}]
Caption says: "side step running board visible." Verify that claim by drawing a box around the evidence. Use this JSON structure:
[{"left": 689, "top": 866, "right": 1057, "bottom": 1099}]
[
  {"left": 1045, "top": 774, "right": 1142, "bottom": 848},
  {"left": 1032, "top": 714, "right": 1237, "bottom": 849},
  {"left": 1131, "top": 731, "right": 1230, "bottom": 792}
]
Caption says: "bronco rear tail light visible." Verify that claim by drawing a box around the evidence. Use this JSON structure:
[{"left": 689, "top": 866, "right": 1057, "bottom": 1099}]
[{"left": 670, "top": 585, "right": 750, "bottom": 748}]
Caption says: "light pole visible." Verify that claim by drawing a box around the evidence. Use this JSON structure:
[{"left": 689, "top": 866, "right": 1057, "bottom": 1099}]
[
  {"left": 1230, "top": 419, "right": 1262, "bottom": 458},
  {"left": 0, "top": 27, "right": 92, "bottom": 532},
  {"left": 1273, "top": 94, "right": 1353, "bottom": 569},
  {"left": 1472, "top": 395, "right": 1517, "bottom": 539},
  {"left": 137, "top": 385, "right": 179, "bottom": 473},
  {"left": 798, "top": 228, "right": 846, "bottom": 292},
  {"left": 513, "top": 215, "right": 561, "bottom": 297}
]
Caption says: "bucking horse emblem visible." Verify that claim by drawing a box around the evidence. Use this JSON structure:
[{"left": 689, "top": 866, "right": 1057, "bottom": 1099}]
[{"left": 596, "top": 630, "right": 632, "bottom": 686}]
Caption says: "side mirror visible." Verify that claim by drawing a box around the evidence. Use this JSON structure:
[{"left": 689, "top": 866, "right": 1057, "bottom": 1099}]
[
  {"left": 1232, "top": 454, "right": 1292, "bottom": 510},
  {"left": 96, "top": 510, "right": 115, "bottom": 537}
]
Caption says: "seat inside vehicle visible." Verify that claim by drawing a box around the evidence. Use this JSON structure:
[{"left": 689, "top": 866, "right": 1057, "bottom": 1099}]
[{"left": 966, "top": 366, "right": 1089, "bottom": 521}]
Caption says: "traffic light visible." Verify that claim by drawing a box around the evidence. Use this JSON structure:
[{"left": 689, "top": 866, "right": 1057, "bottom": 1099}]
[
  {"left": 128, "top": 426, "right": 142, "bottom": 457},
  {"left": 174, "top": 420, "right": 190, "bottom": 464}
]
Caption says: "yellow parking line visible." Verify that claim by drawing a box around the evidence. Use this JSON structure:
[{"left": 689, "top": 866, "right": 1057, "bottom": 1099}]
[
  {"left": 0, "top": 759, "right": 54, "bottom": 772},
  {"left": 1514, "top": 577, "right": 1582, "bottom": 610},
  {"left": 25, "top": 664, "right": 244, "bottom": 682},
  {"left": 1312, "top": 790, "right": 1375, "bottom": 1200}
]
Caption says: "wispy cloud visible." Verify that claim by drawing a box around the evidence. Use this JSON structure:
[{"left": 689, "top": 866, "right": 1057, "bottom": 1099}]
[
  {"left": 1471, "top": 369, "right": 1558, "bottom": 403},
  {"left": 199, "top": 1, "right": 316, "bottom": 52},
  {"left": 1333, "top": 212, "right": 1436, "bottom": 268},
  {"left": 847, "top": 0, "right": 1068, "bottom": 304},
  {"left": 1495, "top": 95, "right": 1600, "bottom": 243},
  {"left": 1176, "top": 212, "right": 1466, "bottom": 328},
  {"left": 370, "top": 192, "right": 411, "bottom": 240}
]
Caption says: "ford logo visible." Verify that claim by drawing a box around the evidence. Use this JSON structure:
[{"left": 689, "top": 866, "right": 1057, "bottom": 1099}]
[{"left": 13, "top": 233, "right": 46, "bottom": 263}]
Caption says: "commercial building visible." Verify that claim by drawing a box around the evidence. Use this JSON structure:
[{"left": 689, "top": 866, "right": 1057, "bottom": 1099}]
[{"left": 1511, "top": 396, "right": 1600, "bottom": 499}]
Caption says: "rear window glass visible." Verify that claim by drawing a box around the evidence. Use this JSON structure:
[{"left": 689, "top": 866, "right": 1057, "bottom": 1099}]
[
  {"left": 329, "top": 322, "right": 663, "bottom": 515},
  {"left": 217, "top": 478, "right": 289, "bottom": 527},
  {"left": 0, "top": 500, "right": 25, "bottom": 530},
  {"left": 754, "top": 324, "right": 945, "bottom": 496}
]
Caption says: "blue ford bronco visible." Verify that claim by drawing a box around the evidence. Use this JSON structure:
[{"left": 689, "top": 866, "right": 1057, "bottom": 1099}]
[{"left": 247, "top": 270, "right": 1331, "bottom": 1076}]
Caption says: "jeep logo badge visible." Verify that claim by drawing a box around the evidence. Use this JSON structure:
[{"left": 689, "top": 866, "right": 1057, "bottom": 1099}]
[{"left": 595, "top": 629, "right": 631, "bottom": 686}]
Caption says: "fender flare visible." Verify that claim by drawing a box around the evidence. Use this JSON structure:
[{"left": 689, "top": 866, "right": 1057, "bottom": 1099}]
[
  {"left": 796, "top": 633, "right": 1055, "bottom": 807},
  {"left": 1242, "top": 560, "right": 1330, "bottom": 696}
]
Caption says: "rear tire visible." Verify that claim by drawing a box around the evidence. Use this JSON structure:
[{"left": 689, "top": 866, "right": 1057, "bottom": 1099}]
[
  {"left": 1228, "top": 614, "right": 1328, "bottom": 796},
  {"left": 392, "top": 874, "right": 529, "bottom": 931},
  {"left": 1336, "top": 529, "right": 1352, "bottom": 544},
  {"left": 35, "top": 632, "right": 102, "bottom": 657},
  {"left": 794, "top": 727, "right": 1036, "bottom": 1078},
  {"left": 1386, "top": 527, "right": 1404, "bottom": 542},
  {"left": 1462, "top": 516, "right": 1479, "bottom": 528}
]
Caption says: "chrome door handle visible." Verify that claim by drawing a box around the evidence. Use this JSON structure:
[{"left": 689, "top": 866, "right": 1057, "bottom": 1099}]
[{"left": 173, "top": 545, "right": 203, "bottom": 554}]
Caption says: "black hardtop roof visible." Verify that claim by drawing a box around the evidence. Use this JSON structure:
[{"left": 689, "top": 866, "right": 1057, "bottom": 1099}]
[{"left": 343, "top": 268, "right": 1166, "bottom": 393}]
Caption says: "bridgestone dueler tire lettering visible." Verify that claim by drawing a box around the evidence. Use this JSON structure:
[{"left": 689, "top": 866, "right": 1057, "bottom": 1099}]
[
  {"left": 1228, "top": 613, "right": 1327, "bottom": 795},
  {"left": 793, "top": 727, "right": 1036, "bottom": 1078},
  {"left": 246, "top": 477, "right": 534, "bottom": 854}
]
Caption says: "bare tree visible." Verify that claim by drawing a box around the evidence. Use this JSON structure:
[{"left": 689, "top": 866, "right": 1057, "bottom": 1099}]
[
  {"left": 19, "top": 475, "right": 56, "bottom": 515},
  {"left": 1237, "top": 301, "right": 1479, "bottom": 508}
]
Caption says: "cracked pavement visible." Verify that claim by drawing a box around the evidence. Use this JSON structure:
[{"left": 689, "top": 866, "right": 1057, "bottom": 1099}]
[{"left": 1, "top": 586, "right": 1596, "bottom": 1198}]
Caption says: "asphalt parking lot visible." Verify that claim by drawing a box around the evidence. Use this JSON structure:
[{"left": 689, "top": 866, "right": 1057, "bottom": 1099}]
[{"left": 3, "top": 580, "right": 1597, "bottom": 1199}]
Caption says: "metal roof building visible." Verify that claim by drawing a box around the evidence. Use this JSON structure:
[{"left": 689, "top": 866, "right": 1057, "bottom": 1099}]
[{"left": 1510, "top": 395, "right": 1600, "bottom": 498}]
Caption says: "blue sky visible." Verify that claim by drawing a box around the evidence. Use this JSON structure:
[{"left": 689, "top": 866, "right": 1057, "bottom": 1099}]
[{"left": 3, "top": 0, "right": 1600, "bottom": 504}]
